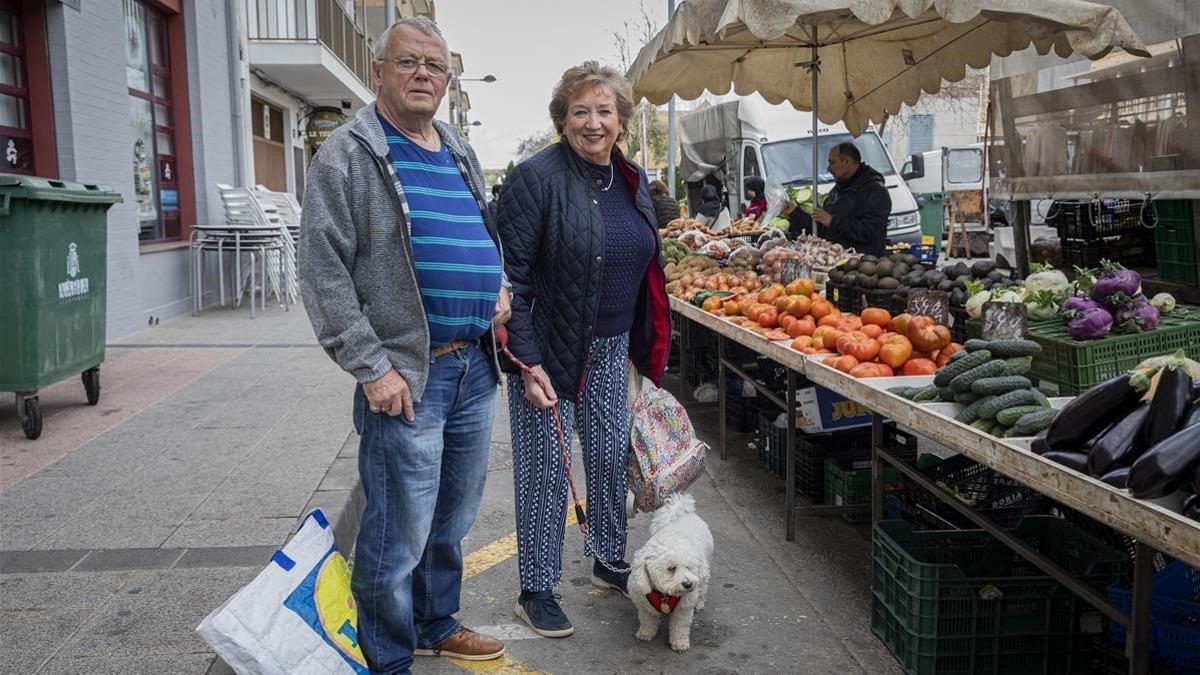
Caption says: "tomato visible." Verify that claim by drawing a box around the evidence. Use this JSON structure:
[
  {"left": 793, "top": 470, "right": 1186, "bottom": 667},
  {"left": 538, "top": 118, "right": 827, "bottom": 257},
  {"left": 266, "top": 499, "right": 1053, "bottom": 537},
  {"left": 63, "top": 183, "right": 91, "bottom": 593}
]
[
  {"left": 758, "top": 309, "right": 779, "bottom": 329},
  {"left": 818, "top": 313, "right": 843, "bottom": 328},
  {"left": 793, "top": 316, "right": 816, "bottom": 336},
  {"left": 759, "top": 288, "right": 782, "bottom": 304},
  {"left": 772, "top": 296, "right": 792, "bottom": 313},
  {"left": 901, "top": 358, "right": 938, "bottom": 376},
  {"left": 861, "top": 307, "right": 891, "bottom": 327},
  {"left": 836, "top": 331, "right": 881, "bottom": 361},
  {"left": 935, "top": 342, "right": 964, "bottom": 367},
  {"left": 786, "top": 295, "right": 812, "bottom": 317},
  {"left": 810, "top": 299, "right": 834, "bottom": 320},
  {"left": 784, "top": 279, "right": 805, "bottom": 296},
  {"left": 702, "top": 296, "right": 723, "bottom": 313},
  {"left": 907, "top": 315, "right": 952, "bottom": 353},
  {"left": 797, "top": 278, "right": 815, "bottom": 297},
  {"left": 723, "top": 300, "right": 742, "bottom": 316},
  {"left": 833, "top": 354, "right": 860, "bottom": 373},
  {"left": 779, "top": 314, "right": 797, "bottom": 330},
  {"left": 878, "top": 334, "right": 914, "bottom": 369},
  {"left": 889, "top": 312, "right": 912, "bottom": 334},
  {"left": 861, "top": 323, "right": 883, "bottom": 339},
  {"left": 785, "top": 319, "right": 806, "bottom": 338},
  {"left": 819, "top": 327, "right": 847, "bottom": 351},
  {"left": 849, "top": 362, "right": 886, "bottom": 378},
  {"left": 790, "top": 336, "right": 815, "bottom": 351},
  {"left": 823, "top": 355, "right": 839, "bottom": 368},
  {"left": 875, "top": 363, "right": 894, "bottom": 377}
]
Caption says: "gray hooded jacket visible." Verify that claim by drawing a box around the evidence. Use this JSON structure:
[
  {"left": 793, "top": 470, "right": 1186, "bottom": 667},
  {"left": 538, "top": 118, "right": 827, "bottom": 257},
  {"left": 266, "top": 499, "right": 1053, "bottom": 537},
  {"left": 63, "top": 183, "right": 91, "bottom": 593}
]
[{"left": 299, "top": 103, "right": 504, "bottom": 401}]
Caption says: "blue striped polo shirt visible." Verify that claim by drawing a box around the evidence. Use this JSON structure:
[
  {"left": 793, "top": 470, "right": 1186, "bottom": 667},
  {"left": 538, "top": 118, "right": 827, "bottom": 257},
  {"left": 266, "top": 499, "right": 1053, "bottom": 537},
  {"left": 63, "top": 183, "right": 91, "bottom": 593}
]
[{"left": 379, "top": 115, "right": 502, "bottom": 346}]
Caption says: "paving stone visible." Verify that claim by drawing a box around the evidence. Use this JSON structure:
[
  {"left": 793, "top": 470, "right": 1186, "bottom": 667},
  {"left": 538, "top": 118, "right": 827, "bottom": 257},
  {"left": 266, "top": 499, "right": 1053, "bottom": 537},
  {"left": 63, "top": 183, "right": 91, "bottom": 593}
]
[
  {"left": 317, "top": 456, "right": 358, "bottom": 492},
  {"left": 173, "top": 546, "right": 277, "bottom": 569},
  {"left": 161, "top": 518, "right": 295, "bottom": 549},
  {"left": 38, "top": 653, "right": 217, "bottom": 675},
  {"left": 38, "top": 517, "right": 180, "bottom": 551},
  {"left": 0, "top": 608, "right": 93, "bottom": 674},
  {"left": 73, "top": 548, "right": 186, "bottom": 572},
  {"left": 0, "top": 571, "right": 130, "bottom": 610},
  {"left": 0, "top": 549, "right": 89, "bottom": 573}
]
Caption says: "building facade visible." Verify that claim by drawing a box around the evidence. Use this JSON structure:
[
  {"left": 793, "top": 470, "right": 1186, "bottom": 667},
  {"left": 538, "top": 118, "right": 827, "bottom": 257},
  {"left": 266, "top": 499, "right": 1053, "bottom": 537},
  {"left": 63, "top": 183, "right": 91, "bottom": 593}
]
[{"left": 10, "top": 0, "right": 438, "bottom": 340}]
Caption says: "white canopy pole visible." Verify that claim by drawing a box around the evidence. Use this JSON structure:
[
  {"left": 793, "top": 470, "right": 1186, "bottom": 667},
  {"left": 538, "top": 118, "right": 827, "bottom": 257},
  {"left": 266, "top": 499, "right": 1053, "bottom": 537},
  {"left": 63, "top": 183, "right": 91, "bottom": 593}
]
[{"left": 810, "top": 35, "right": 820, "bottom": 239}]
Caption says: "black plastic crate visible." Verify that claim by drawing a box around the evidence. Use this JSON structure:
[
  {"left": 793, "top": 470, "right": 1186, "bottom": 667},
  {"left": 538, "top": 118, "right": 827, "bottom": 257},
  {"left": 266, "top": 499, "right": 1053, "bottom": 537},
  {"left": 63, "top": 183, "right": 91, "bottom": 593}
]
[
  {"left": 884, "top": 455, "right": 1040, "bottom": 531},
  {"left": 1061, "top": 232, "right": 1155, "bottom": 271},
  {"left": 793, "top": 425, "right": 918, "bottom": 503},
  {"left": 828, "top": 280, "right": 857, "bottom": 313},
  {"left": 1049, "top": 199, "right": 1153, "bottom": 241},
  {"left": 724, "top": 392, "right": 766, "bottom": 433},
  {"left": 948, "top": 305, "right": 969, "bottom": 345}
]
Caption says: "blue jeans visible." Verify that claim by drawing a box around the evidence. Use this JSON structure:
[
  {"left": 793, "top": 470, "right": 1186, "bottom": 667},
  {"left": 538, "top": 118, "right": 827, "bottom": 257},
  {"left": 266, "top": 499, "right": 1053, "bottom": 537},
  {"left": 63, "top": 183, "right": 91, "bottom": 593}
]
[{"left": 350, "top": 343, "right": 498, "bottom": 675}]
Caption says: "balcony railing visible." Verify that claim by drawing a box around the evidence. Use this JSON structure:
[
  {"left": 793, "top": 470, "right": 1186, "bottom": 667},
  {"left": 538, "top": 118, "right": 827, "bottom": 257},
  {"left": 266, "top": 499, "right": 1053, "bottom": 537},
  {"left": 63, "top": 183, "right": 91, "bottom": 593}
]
[{"left": 246, "top": 0, "right": 374, "bottom": 91}]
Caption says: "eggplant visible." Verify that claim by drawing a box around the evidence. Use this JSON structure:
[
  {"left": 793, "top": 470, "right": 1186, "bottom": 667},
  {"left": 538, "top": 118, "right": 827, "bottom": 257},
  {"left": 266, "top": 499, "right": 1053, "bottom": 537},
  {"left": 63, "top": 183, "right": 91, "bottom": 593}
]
[
  {"left": 1143, "top": 366, "right": 1193, "bottom": 448},
  {"left": 1193, "top": 462, "right": 1200, "bottom": 494},
  {"left": 1045, "top": 373, "right": 1143, "bottom": 450},
  {"left": 1100, "top": 467, "right": 1130, "bottom": 489},
  {"left": 1087, "top": 403, "right": 1150, "bottom": 476},
  {"left": 1127, "top": 423, "right": 1200, "bottom": 499},
  {"left": 1043, "top": 451, "right": 1090, "bottom": 473},
  {"left": 1185, "top": 399, "right": 1200, "bottom": 429},
  {"left": 1030, "top": 437, "right": 1051, "bottom": 456},
  {"left": 1184, "top": 493, "right": 1200, "bottom": 521}
]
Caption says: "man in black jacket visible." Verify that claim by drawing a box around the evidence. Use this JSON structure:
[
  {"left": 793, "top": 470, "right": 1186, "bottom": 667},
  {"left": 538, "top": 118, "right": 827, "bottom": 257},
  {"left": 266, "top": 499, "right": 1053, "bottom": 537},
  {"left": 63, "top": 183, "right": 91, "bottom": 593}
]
[{"left": 787, "top": 141, "right": 891, "bottom": 256}]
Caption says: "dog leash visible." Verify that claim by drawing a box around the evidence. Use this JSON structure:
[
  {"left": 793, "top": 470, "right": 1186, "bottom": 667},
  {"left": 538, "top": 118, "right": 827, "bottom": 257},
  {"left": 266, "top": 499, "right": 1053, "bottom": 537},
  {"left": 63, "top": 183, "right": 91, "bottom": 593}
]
[{"left": 493, "top": 325, "right": 631, "bottom": 575}]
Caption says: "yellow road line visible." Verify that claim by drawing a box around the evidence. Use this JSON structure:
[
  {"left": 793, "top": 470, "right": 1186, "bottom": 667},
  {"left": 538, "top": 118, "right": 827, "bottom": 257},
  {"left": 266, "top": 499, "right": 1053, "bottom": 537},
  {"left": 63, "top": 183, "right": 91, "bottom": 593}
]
[{"left": 452, "top": 501, "right": 585, "bottom": 674}]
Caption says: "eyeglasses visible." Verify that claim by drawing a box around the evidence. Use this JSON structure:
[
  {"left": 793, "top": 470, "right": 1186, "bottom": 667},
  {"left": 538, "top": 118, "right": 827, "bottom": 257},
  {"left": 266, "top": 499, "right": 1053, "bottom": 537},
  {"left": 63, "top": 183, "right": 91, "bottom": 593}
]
[{"left": 377, "top": 57, "right": 449, "bottom": 78}]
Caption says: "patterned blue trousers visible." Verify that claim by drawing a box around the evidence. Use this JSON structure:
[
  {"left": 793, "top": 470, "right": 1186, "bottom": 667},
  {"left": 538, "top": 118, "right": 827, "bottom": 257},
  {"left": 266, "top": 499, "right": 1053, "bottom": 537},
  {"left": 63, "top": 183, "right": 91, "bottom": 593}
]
[{"left": 508, "top": 333, "right": 631, "bottom": 592}]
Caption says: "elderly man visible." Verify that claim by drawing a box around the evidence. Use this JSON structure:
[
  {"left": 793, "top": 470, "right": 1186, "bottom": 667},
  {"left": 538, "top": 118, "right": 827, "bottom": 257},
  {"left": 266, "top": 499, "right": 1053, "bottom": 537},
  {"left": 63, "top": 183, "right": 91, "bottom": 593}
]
[
  {"left": 300, "top": 16, "right": 509, "bottom": 674},
  {"left": 787, "top": 141, "right": 891, "bottom": 256}
]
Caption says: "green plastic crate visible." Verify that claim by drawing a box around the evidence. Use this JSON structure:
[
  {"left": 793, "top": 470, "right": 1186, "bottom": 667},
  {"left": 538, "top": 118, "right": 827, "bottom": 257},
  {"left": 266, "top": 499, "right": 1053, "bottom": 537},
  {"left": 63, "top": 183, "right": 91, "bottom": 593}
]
[
  {"left": 1152, "top": 201, "right": 1197, "bottom": 285},
  {"left": 871, "top": 517, "right": 1128, "bottom": 675},
  {"left": 966, "top": 306, "right": 1200, "bottom": 395},
  {"left": 823, "top": 457, "right": 902, "bottom": 523}
]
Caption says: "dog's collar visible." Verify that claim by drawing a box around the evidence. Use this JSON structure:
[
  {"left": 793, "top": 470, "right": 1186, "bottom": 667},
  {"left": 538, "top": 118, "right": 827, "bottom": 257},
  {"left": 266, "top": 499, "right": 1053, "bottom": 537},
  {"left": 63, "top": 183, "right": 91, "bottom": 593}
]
[{"left": 646, "top": 588, "right": 680, "bottom": 614}]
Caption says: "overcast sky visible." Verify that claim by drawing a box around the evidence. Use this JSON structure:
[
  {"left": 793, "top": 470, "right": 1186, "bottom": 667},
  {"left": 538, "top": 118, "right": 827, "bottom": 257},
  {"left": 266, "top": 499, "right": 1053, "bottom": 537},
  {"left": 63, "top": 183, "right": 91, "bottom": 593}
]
[{"left": 435, "top": 0, "right": 671, "bottom": 169}]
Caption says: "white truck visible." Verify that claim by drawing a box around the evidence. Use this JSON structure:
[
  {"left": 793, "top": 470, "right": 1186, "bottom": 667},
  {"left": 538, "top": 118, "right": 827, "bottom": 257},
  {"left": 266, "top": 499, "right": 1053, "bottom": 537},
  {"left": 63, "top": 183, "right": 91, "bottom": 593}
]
[{"left": 678, "top": 95, "right": 924, "bottom": 245}]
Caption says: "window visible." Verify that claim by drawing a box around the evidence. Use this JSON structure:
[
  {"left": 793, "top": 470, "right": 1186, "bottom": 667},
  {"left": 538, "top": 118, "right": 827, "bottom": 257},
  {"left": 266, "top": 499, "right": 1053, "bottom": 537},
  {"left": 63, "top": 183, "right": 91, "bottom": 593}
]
[
  {"left": 742, "top": 145, "right": 760, "bottom": 182},
  {"left": 125, "top": 0, "right": 179, "bottom": 241},
  {"left": 0, "top": 4, "right": 32, "bottom": 174},
  {"left": 907, "top": 113, "right": 935, "bottom": 155}
]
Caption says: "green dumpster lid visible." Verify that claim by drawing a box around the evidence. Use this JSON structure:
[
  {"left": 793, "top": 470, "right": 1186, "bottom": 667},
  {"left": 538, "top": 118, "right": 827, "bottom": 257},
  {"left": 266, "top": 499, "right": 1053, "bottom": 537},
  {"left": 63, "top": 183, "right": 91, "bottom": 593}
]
[{"left": 0, "top": 172, "right": 123, "bottom": 205}]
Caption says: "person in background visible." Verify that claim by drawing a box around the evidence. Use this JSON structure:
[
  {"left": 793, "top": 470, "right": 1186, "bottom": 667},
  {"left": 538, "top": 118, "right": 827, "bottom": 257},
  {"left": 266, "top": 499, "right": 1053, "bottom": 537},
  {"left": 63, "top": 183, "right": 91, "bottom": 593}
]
[
  {"left": 695, "top": 183, "right": 723, "bottom": 227},
  {"left": 648, "top": 179, "right": 679, "bottom": 226},
  {"left": 742, "top": 175, "right": 767, "bottom": 219},
  {"left": 487, "top": 183, "right": 502, "bottom": 223},
  {"left": 299, "top": 16, "right": 509, "bottom": 673},
  {"left": 496, "top": 60, "right": 670, "bottom": 639},
  {"left": 786, "top": 141, "right": 891, "bottom": 256}
]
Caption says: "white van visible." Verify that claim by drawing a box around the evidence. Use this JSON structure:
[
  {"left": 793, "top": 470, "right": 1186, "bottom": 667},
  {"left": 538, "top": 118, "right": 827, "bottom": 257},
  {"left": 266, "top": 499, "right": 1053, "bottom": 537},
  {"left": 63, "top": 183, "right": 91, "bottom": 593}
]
[
  {"left": 901, "top": 144, "right": 988, "bottom": 232},
  {"left": 679, "top": 95, "right": 923, "bottom": 245}
]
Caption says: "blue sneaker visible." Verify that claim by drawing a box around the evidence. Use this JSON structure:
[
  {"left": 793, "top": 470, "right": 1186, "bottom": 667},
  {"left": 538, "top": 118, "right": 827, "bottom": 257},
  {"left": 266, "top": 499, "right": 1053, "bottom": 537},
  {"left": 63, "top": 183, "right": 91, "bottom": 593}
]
[
  {"left": 515, "top": 590, "right": 574, "bottom": 638},
  {"left": 590, "top": 559, "right": 630, "bottom": 597}
]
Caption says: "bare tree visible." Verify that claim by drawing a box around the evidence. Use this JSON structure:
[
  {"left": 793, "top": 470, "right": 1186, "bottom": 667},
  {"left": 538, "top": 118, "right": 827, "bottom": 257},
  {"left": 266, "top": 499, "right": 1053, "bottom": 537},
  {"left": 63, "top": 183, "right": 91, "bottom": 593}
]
[
  {"left": 612, "top": 1, "right": 668, "bottom": 168},
  {"left": 515, "top": 129, "right": 556, "bottom": 163}
]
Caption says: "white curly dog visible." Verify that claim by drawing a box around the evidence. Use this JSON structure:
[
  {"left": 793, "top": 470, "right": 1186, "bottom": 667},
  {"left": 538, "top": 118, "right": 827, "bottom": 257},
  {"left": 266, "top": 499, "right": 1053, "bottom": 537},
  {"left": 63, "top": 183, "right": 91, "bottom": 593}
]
[{"left": 627, "top": 493, "right": 713, "bottom": 652}]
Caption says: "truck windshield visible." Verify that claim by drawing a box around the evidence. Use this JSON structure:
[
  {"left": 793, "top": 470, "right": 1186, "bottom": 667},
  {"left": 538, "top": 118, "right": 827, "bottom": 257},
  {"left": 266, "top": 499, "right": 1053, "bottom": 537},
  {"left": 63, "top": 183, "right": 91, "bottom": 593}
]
[{"left": 761, "top": 133, "right": 896, "bottom": 185}]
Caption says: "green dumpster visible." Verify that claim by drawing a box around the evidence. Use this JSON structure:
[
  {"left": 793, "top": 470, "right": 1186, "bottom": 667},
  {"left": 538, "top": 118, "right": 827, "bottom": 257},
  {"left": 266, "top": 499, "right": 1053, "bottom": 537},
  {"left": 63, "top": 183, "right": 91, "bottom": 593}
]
[
  {"left": 0, "top": 174, "right": 122, "bottom": 439},
  {"left": 918, "top": 192, "right": 944, "bottom": 240}
]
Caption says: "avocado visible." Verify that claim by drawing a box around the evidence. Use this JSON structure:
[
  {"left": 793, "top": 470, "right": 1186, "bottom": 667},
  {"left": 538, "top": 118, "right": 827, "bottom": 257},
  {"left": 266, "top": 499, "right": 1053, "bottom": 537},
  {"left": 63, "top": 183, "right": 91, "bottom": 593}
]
[
  {"left": 875, "top": 259, "right": 895, "bottom": 278},
  {"left": 901, "top": 254, "right": 918, "bottom": 266},
  {"left": 844, "top": 271, "right": 860, "bottom": 286},
  {"left": 857, "top": 261, "right": 877, "bottom": 277},
  {"left": 878, "top": 277, "right": 900, "bottom": 290},
  {"left": 861, "top": 275, "right": 878, "bottom": 289},
  {"left": 911, "top": 263, "right": 926, "bottom": 273},
  {"left": 971, "top": 259, "right": 996, "bottom": 277},
  {"left": 892, "top": 262, "right": 909, "bottom": 278},
  {"left": 828, "top": 269, "right": 846, "bottom": 283},
  {"left": 861, "top": 254, "right": 879, "bottom": 263},
  {"left": 987, "top": 269, "right": 1005, "bottom": 282},
  {"left": 844, "top": 259, "right": 860, "bottom": 272}
]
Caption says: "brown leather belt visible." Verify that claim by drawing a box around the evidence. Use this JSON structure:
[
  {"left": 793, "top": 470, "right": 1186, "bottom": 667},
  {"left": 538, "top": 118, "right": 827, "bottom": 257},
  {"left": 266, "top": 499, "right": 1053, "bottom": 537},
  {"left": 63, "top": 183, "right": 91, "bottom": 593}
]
[{"left": 431, "top": 339, "right": 472, "bottom": 359}]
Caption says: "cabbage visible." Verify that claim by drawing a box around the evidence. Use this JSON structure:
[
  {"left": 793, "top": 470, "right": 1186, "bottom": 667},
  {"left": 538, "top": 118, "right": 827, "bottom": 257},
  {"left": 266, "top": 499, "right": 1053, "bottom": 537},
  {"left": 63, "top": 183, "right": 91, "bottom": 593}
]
[
  {"left": 1150, "top": 292, "right": 1176, "bottom": 313},
  {"left": 1025, "top": 263, "right": 1070, "bottom": 297},
  {"left": 1024, "top": 289, "right": 1061, "bottom": 320},
  {"left": 966, "top": 290, "right": 991, "bottom": 319}
]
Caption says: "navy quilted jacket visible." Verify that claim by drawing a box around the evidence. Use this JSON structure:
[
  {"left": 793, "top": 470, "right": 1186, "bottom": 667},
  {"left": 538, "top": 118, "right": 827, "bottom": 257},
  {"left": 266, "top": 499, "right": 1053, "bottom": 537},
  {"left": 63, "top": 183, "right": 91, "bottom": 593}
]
[{"left": 496, "top": 141, "right": 670, "bottom": 399}]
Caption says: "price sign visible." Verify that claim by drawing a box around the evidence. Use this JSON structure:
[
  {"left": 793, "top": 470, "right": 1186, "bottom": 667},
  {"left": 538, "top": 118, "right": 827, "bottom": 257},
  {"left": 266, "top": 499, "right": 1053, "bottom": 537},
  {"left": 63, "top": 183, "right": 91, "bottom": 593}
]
[
  {"left": 779, "top": 258, "right": 808, "bottom": 285},
  {"left": 907, "top": 289, "right": 950, "bottom": 326},
  {"left": 981, "top": 301, "right": 1028, "bottom": 340},
  {"left": 921, "top": 235, "right": 935, "bottom": 246}
]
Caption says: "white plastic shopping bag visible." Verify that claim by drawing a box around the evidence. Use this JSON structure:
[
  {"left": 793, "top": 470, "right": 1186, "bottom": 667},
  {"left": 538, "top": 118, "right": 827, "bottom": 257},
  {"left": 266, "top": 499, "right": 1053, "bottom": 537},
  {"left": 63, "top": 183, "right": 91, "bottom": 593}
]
[{"left": 196, "top": 509, "right": 368, "bottom": 675}]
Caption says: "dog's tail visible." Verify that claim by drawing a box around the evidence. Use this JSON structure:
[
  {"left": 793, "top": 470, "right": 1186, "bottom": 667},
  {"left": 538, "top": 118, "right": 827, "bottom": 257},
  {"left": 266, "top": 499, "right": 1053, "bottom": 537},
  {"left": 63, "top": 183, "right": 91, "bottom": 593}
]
[{"left": 651, "top": 493, "right": 696, "bottom": 532}]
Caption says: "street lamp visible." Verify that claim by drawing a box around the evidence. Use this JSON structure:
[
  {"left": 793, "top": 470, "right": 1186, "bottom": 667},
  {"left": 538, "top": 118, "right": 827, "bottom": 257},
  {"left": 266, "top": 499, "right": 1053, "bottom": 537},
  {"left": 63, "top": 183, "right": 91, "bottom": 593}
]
[{"left": 450, "top": 74, "right": 497, "bottom": 129}]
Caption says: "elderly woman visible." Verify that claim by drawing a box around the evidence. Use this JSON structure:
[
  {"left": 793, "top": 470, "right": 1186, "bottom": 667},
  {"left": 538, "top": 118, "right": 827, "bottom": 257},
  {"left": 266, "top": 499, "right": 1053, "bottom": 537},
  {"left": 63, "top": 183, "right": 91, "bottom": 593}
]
[
  {"left": 496, "top": 61, "right": 670, "bottom": 638},
  {"left": 648, "top": 179, "right": 679, "bottom": 226}
]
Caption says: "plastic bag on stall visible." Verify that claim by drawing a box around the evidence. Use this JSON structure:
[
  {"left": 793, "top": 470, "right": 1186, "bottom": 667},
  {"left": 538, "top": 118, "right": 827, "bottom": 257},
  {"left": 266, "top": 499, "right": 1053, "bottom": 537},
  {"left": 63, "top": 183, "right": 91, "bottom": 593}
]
[
  {"left": 709, "top": 209, "right": 732, "bottom": 233},
  {"left": 760, "top": 178, "right": 791, "bottom": 230}
]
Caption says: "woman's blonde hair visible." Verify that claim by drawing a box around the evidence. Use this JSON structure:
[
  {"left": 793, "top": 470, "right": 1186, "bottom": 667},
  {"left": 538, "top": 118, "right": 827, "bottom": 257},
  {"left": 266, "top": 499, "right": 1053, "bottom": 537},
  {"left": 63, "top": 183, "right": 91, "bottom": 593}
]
[{"left": 548, "top": 61, "right": 635, "bottom": 143}]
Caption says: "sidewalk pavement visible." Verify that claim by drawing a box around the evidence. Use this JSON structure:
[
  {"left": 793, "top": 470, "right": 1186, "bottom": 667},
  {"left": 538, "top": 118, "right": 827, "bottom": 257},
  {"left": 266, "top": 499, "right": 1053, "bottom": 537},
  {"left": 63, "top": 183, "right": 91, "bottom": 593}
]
[
  {"left": 1, "top": 300, "right": 901, "bottom": 674},
  {"left": 1, "top": 303, "right": 362, "bottom": 674}
]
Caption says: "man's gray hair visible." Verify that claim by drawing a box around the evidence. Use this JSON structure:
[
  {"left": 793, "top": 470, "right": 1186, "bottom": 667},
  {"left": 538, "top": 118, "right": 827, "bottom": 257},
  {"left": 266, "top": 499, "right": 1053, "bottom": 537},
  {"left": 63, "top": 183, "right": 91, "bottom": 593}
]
[{"left": 373, "top": 16, "right": 450, "bottom": 61}]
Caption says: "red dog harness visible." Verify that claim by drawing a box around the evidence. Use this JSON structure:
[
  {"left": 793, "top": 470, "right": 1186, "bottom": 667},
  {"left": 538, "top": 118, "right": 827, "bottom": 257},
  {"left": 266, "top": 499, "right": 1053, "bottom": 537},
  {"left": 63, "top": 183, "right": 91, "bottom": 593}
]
[{"left": 646, "top": 589, "right": 680, "bottom": 614}]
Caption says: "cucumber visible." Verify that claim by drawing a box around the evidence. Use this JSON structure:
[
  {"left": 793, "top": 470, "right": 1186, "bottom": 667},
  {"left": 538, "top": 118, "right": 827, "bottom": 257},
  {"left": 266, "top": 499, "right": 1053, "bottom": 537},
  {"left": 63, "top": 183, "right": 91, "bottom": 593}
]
[
  {"left": 887, "top": 386, "right": 919, "bottom": 399},
  {"left": 963, "top": 339, "right": 991, "bottom": 352},
  {"left": 912, "top": 385, "right": 939, "bottom": 402},
  {"left": 947, "top": 349, "right": 971, "bottom": 363},
  {"left": 970, "top": 376, "right": 1033, "bottom": 396},
  {"left": 978, "top": 390, "right": 1044, "bottom": 420},
  {"left": 970, "top": 418, "right": 996, "bottom": 434},
  {"left": 954, "top": 391, "right": 981, "bottom": 405},
  {"left": 933, "top": 350, "right": 993, "bottom": 387},
  {"left": 986, "top": 339, "right": 1043, "bottom": 358},
  {"left": 1003, "top": 357, "right": 1034, "bottom": 376},
  {"left": 1031, "top": 388, "right": 1051, "bottom": 407},
  {"left": 937, "top": 386, "right": 956, "bottom": 402},
  {"left": 996, "top": 405, "right": 1051, "bottom": 427},
  {"left": 1003, "top": 425, "right": 1027, "bottom": 438},
  {"left": 950, "top": 360, "right": 1008, "bottom": 393},
  {"left": 955, "top": 395, "right": 998, "bottom": 424},
  {"left": 1013, "top": 409, "right": 1057, "bottom": 436}
]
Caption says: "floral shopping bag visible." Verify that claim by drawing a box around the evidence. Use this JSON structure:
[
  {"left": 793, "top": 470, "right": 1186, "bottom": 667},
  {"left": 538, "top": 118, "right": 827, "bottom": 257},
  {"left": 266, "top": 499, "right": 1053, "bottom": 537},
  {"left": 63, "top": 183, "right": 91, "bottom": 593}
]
[{"left": 627, "top": 371, "right": 707, "bottom": 512}]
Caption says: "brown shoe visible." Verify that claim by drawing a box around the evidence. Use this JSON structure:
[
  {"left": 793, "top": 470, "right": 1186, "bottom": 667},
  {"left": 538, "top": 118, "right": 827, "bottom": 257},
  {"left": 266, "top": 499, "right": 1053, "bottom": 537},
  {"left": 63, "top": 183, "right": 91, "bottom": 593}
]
[{"left": 413, "top": 627, "right": 505, "bottom": 661}]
